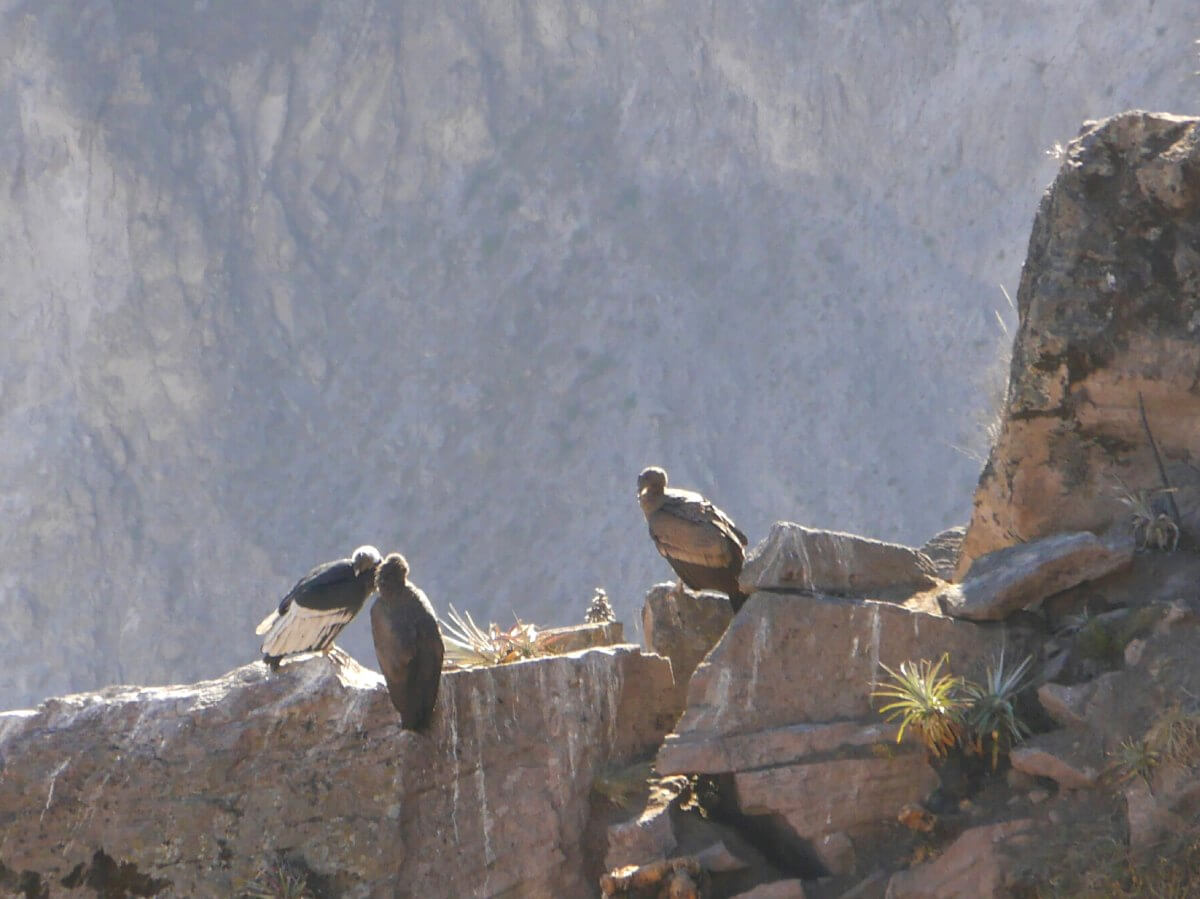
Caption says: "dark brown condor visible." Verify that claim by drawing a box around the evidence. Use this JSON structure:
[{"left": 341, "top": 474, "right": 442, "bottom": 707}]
[
  {"left": 370, "top": 553, "right": 443, "bottom": 732},
  {"left": 637, "top": 466, "right": 750, "bottom": 613}
]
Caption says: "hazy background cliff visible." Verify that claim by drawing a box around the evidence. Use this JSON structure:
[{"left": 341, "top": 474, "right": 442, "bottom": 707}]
[{"left": 1, "top": 0, "right": 1196, "bottom": 708}]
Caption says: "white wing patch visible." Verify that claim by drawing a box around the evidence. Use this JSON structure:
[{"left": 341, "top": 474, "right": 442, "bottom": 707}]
[
  {"left": 255, "top": 610, "right": 280, "bottom": 636},
  {"left": 260, "top": 603, "right": 357, "bottom": 658}
]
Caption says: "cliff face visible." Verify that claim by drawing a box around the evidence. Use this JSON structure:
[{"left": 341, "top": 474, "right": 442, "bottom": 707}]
[
  {"left": 3, "top": 0, "right": 1199, "bottom": 707},
  {"left": 0, "top": 647, "right": 675, "bottom": 897},
  {"left": 959, "top": 112, "right": 1200, "bottom": 570}
]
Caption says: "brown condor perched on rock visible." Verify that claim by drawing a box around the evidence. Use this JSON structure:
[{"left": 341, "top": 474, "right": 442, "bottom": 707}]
[
  {"left": 370, "top": 553, "right": 443, "bottom": 732},
  {"left": 255, "top": 545, "right": 382, "bottom": 670},
  {"left": 637, "top": 466, "right": 750, "bottom": 613}
]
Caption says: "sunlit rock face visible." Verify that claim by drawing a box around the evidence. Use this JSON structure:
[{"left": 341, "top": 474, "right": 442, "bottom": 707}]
[
  {"left": 0, "top": 646, "right": 676, "bottom": 896},
  {"left": 959, "top": 113, "right": 1200, "bottom": 573},
  {"left": 3, "top": 1, "right": 1199, "bottom": 707}
]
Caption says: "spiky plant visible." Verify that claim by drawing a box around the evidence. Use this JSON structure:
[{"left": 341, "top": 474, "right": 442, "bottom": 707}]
[
  {"left": 1111, "top": 737, "right": 1160, "bottom": 788},
  {"left": 962, "top": 650, "right": 1035, "bottom": 769},
  {"left": 872, "top": 654, "right": 967, "bottom": 759},
  {"left": 439, "top": 606, "right": 554, "bottom": 667},
  {"left": 1112, "top": 479, "right": 1179, "bottom": 551}
]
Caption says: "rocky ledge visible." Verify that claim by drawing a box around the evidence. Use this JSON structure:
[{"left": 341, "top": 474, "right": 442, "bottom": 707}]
[{"left": 0, "top": 646, "right": 675, "bottom": 897}]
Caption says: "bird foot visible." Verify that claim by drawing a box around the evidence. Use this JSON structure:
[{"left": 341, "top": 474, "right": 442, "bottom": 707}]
[{"left": 326, "top": 645, "right": 353, "bottom": 666}]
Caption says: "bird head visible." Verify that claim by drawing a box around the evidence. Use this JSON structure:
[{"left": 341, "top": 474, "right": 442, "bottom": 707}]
[
  {"left": 351, "top": 545, "right": 383, "bottom": 576},
  {"left": 375, "top": 553, "right": 410, "bottom": 594},
  {"left": 637, "top": 466, "right": 668, "bottom": 499}
]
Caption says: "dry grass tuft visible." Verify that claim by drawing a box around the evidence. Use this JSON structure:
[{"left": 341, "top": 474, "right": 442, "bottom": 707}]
[{"left": 440, "top": 605, "right": 557, "bottom": 667}]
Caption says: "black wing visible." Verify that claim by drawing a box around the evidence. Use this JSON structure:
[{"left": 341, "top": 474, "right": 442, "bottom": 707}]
[{"left": 278, "top": 558, "right": 358, "bottom": 615}]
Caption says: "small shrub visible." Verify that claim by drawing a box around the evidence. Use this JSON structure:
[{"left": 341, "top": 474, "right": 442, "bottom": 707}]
[
  {"left": 963, "top": 651, "right": 1035, "bottom": 769},
  {"left": 1110, "top": 737, "right": 1160, "bottom": 788},
  {"left": 872, "top": 654, "right": 967, "bottom": 759},
  {"left": 1145, "top": 704, "right": 1200, "bottom": 768}
]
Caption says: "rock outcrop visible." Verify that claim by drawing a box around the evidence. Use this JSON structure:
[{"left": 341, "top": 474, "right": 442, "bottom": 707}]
[
  {"left": 642, "top": 584, "right": 734, "bottom": 711},
  {"left": 0, "top": 646, "right": 675, "bottom": 897},
  {"left": 884, "top": 818, "right": 1033, "bottom": 899},
  {"left": 738, "top": 523, "right": 939, "bottom": 597},
  {"left": 940, "top": 529, "right": 1134, "bottom": 621},
  {"left": 959, "top": 112, "right": 1200, "bottom": 574},
  {"left": 654, "top": 590, "right": 1024, "bottom": 879}
]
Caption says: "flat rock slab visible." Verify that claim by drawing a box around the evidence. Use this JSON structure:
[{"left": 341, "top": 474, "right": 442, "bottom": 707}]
[
  {"left": 663, "top": 592, "right": 1015, "bottom": 746},
  {"left": 1009, "top": 729, "right": 1104, "bottom": 790},
  {"left": 739, "top": 522, "right": 938, "bottom": 596},
  {"left": 939, "top": 530, "right": 1134, "bottom": 621}
]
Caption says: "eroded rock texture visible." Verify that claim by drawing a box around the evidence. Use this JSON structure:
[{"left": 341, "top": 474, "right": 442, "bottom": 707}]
[
  {"left": 655, "top": 592, "right": 1022, "bottom": 875},
  {"left": 0, "top": 646, "right": 675, "bottom": 897},
  {"left": 959, "top": 112, "right": 1200, "bottom": 573}
]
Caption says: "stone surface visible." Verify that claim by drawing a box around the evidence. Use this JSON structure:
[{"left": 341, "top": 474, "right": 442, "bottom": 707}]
[
  {"left": 738, "top": 522, "right": 938, "bottom": 596},
  {"left": 920, "top": 526, "right": 966, "bottom": 581},
  {"left": 1009, "top": 730, "right": 1103, "bottom": 790},
  {"left": 884, "top": 819, "right": 1033, "bottom": 899},
  {"left": 839, "top": 870, "right": 890, "bottom": 899},
  {"left": 1123, "top": 767, "right": 1200, "bottom": 850},
  {"left": 659, "top": 720, "right": 895, "bottom": 776},
  {"left": 652, "top": 590, "right": 1024, "bottom": 884},
  {"left": 0, "top": 646, "right": 675, "bottom": 897},
  {"left": 661, "top": 592, "right": 1015, "bottom": 746},
  {"left": 539, "top": 620, "right": 625, "bottom": 654},
  {"left": 940, "top": 530, "right": 1134, "bottom": 621},
  {"left": 1036, "top": 681, "right": 1098, "bottom": 729},
  {"left": 960, "top": 112, "right": 1200, "bottom": 575},
  {"left": 642, "top": 583, "right": 734, "bottom": 710},
  {"left": 731, "top": 880, "right": 808, "bottom": 899},
  {"left": 813, "top": 832, "right": 856, "bottom": 877},
  {"left": 605, "top": 778, "right": 685, "bottom": 872},
  {"left": 735, "top": 755, "right": 939, "bottom": 842}
]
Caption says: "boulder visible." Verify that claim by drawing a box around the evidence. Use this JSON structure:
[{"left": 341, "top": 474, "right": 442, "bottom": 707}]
[
  {"left": 642, "top": 583, "right": 734, "bottom": 709},
  {"left": 659, "top": 593, "right": 1016, "bottom": 749},
  {"left": 884, "top": 819, "right": 1033, "bottom": 899},
  {"left": 1009, "top": 730, "right": 1103, "bottom": 790},
  {"left": 739, "top": 523, "right": 939, "bottom": 597},
  {"left": 0, "top": 647, "right": 675, "bottom": 897},
  {"left": 939, "top": 530, "right": 1134, "bottom": 621},
  {"left": 1036, "top": 681, "right": 1098, "bottom": 729},
  {"left": 654, "top": 590, "right": 1025, "bottom": 869},
  {"left": 735, "top": 755, "right": 939, "bottom": 842},
  {"left": 959, "top": 112, "right": 1200, "bottom": 574}
]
